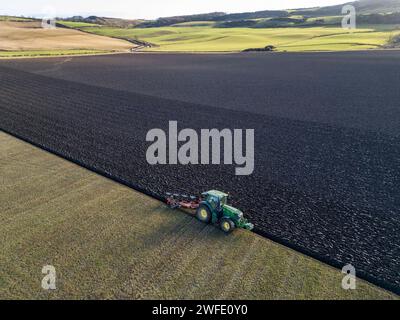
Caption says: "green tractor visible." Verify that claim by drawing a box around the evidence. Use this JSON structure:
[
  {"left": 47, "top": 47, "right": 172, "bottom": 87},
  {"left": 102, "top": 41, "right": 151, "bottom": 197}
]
[{"left": 196, "top": 190, "right": 254, "bottom": 233}]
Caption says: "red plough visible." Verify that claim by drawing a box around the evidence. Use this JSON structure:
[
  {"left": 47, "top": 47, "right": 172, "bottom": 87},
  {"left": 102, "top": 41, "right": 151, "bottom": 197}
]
[{"left": 166, "top": 193, "right": 201, "bottom": 210}]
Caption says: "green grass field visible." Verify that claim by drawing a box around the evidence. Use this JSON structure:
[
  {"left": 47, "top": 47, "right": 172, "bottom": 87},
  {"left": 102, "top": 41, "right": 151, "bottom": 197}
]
[{"left": 80, "top": 24, "right": 400, "bottom": 52}]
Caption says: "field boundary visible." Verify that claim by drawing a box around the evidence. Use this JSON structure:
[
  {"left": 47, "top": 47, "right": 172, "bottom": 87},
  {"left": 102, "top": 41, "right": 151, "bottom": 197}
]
[
  {"left": 57, "top": 23, "right": 155, "bottom": 50},
  {"left": 0, "top": 50, "right": 132, "bottom": 60}
]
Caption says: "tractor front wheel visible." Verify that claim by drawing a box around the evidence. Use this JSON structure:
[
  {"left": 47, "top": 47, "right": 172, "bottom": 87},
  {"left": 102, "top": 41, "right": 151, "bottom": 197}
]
[
  {"left": 220, "top": 218, "right": 235, "bottom": 234},
  {"left": 196, "top": 205, "right": 211, "bottom": 223}
]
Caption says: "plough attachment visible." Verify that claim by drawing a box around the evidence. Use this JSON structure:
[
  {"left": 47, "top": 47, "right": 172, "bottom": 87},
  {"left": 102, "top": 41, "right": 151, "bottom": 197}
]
[{"left": 166, "top": 193, "right": 201, "bottom": 209}]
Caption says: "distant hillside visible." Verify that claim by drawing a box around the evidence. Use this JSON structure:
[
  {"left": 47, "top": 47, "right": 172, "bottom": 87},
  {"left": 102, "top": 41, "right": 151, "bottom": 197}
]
[
  {"left": 63, "top": 16, "right": 143, "bottom": 28},
  {"left": 135, "top": 12, "right": 225, "bottom": 28},
  {"left": 63, "top": 0, "right": 400, "bottom": 29},
  {"left": 357, "top": 12, "right": 400, "bottom": 24},
  {"left": 213, "top": 10, "right": 289, "bottom": 21},
  {"left": 350, "top": 0, "right": 400, "bottom": 14},
  {"left": 292, "top": 0, "right": 400, "bottom": 16},
  {"left": 137, "top": 0, "right": 400, "bottom": 28}
]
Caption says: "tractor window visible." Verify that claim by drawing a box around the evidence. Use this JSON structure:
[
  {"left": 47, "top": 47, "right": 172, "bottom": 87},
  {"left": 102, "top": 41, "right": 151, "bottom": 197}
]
[
  {"left": 207, "top": 195, "right": 218, "bottom": 209},
  {"left": 220, "top": 196, "right": 227, "bottom": 205}
]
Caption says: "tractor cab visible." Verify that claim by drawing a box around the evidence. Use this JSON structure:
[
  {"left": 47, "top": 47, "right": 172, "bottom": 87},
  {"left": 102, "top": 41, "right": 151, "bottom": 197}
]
[{"left": 202, "top": 190, "right": 227, "bottom": 213}]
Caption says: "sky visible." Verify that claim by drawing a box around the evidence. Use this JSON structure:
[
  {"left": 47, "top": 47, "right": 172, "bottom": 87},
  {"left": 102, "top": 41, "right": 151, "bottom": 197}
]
[{"left": 1, "top": 0, "right": 350, "bottom": 19}]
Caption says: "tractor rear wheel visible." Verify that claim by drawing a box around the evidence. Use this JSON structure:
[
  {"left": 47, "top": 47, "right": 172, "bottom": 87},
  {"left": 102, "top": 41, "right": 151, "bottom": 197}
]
[
  {"left": 220, "top": 218, "right": 235, "bottom": 234},
  {"left": 196, "top": 205, "right": 211, "bottom": 223}
]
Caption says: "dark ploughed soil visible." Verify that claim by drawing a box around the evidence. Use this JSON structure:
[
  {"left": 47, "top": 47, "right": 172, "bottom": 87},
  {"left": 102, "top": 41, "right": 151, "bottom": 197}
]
[
  {"left": 3, "top": 51, "right": 400, "bottom": 135},
  {"left": 1, "top": 52, "right": 399, "bottom": 294}
]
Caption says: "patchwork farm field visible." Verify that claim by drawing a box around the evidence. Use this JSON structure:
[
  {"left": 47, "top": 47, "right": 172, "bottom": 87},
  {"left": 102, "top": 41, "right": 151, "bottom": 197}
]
[
  {"left": 1, "top": 132, "right": 396, "bottom": 299},
  {"left": 77, "top": 24, "right": 400, "bottom": 52},
  {"left": 1, "top": 52, "right": 400, "bottom": 295},
  {"left": 0, "top": 20, "right": 133, "bottom": 58}
]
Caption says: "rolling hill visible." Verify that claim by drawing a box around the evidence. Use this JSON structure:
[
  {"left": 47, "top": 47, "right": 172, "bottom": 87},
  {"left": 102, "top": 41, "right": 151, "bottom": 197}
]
[
  {"left": 59, "top": 0, "right": 400, "bottom": 29},
  {"left": 3, "top": 0, "right": 400, "bottom": 55}
]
